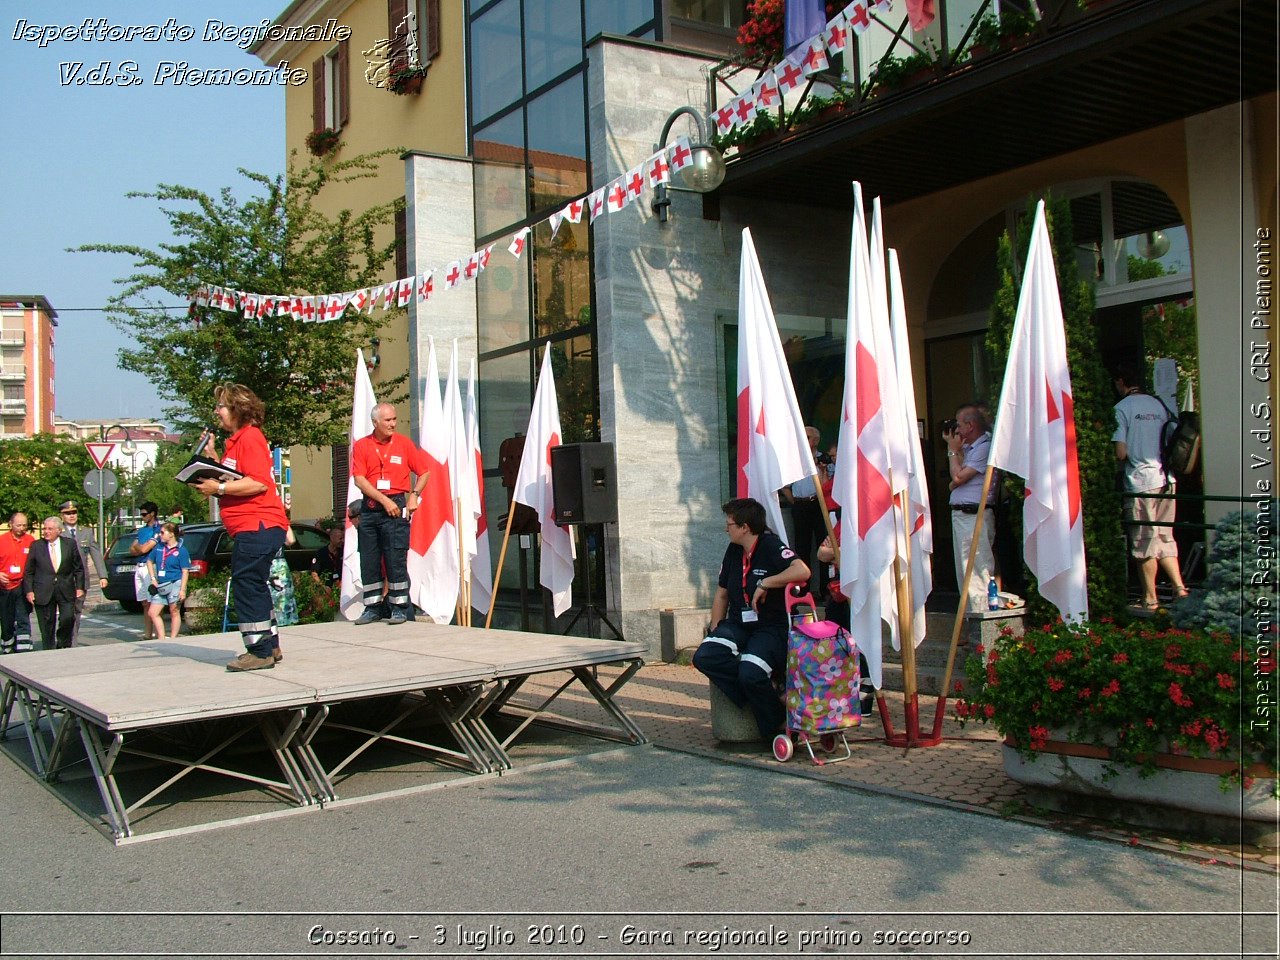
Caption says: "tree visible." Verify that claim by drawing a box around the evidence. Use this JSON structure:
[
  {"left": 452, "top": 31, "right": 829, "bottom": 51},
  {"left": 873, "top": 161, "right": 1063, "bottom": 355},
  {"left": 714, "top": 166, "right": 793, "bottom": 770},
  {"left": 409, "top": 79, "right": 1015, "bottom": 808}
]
[
  {"left": 131, "top": 442, "right": 211, "bottom": 524},
  {"left": 987, "top": 197, "right": 1127, "bottom": 621},
  {"left": 76, "top": 148, "right": 409, "bottom": 448},
  {"left": 0, "top": 434, "right": 124, "bottom": 529}
]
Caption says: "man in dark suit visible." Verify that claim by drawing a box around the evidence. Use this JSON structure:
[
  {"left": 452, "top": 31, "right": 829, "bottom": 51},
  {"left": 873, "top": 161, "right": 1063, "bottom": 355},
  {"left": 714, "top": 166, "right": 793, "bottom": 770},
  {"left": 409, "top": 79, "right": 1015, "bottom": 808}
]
[{"left": 23, "top": 516, "right": 85, "bottom": 650}]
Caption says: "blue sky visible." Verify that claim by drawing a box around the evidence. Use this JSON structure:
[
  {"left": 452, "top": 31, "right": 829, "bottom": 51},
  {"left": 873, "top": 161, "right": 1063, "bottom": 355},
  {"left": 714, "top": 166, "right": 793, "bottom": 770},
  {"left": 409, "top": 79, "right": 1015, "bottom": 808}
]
[{"left": 1, "top": 2, "right": 286, "bottom": 423}]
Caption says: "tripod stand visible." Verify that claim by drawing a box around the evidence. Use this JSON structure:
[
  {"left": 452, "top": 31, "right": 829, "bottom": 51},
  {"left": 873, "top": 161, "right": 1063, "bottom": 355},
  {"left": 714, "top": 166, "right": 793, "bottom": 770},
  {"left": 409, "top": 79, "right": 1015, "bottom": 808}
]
[{"left": 561, "top": 522, "right": 623, "bottom": 640}]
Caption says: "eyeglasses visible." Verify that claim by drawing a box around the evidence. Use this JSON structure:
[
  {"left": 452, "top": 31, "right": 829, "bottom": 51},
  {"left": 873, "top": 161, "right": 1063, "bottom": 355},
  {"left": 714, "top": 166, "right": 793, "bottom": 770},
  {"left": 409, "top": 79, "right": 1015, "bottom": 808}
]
[{"left": 214, "top": 403, "right": 228, "bottom": 410}]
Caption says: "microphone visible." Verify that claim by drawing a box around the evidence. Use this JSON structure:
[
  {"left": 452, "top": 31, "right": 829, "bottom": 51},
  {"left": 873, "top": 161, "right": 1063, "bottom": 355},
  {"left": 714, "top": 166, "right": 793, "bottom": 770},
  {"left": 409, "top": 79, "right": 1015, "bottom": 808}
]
[{"left": 194, "top": 428, "right": 215, "bottom": 457}]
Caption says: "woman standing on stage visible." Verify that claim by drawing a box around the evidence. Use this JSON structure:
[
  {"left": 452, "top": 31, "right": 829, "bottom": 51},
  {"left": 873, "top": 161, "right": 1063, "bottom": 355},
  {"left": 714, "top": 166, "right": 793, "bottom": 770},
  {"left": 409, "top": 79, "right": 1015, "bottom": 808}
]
[{"left": 194, "top": 384, "right": 289, "bottom": 672}]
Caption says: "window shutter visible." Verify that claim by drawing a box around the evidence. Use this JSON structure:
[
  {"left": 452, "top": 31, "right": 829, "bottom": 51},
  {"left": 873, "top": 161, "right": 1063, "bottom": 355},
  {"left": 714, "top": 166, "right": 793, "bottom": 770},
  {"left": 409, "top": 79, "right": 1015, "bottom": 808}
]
[
  {"left": 312, "top": 56, "right": 325, "bottom": 132},
  {"left": 337, "top": 40, "right": 350, "bottom": 129},
  {"left": 388, "top": 0, "right": 409, "bottom": 71},
  {"left": 425, "top": 0, "right": 440, "bottom": 62},
  {"left": 331, "top": 444, "right": 350, "bottom": 519},
  {"left": 395, "top": 206, "right": 408, "bottom": 279}
]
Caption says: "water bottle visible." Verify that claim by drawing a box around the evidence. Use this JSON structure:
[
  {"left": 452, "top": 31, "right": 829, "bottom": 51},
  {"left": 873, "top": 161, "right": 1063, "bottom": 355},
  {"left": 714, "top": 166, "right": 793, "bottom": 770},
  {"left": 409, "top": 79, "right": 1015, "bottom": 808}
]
[{"left": 987, "top": 578, "right": 1000, "bottom": 611}]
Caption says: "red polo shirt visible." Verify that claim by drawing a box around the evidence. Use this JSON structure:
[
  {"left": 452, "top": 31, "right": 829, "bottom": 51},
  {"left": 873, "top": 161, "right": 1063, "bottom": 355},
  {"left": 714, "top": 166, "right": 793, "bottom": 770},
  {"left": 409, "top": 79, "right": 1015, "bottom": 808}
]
[
  {"left": 0, "top": 531, "right": 34, "bottom": 591},
  {"left": 352, "top": 431, "right": 428, "bottom": 495},
  {"left": 218, "top": 425, "right": 288, "bottom": 536}
]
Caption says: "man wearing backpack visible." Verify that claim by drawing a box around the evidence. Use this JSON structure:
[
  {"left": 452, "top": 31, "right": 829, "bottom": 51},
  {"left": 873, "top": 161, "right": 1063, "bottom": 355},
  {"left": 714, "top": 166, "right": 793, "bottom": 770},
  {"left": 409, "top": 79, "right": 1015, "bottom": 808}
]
[{"left": 1111, "top": 360, "right": 1189, "bottom": 609}]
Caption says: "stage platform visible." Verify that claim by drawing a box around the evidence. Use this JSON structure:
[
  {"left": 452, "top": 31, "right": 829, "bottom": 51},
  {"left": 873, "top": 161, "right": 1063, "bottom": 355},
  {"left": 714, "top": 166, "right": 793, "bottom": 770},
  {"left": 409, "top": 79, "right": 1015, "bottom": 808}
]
[{"left": 0, "top": 621, "right": 647, "bottom": 843}]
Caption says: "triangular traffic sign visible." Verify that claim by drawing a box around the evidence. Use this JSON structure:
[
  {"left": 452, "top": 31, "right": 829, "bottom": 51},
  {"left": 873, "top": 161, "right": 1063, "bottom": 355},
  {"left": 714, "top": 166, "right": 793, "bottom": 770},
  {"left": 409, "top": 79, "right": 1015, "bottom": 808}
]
[{"left": 85, "top": 442, "right": 116, "bottom": 470}]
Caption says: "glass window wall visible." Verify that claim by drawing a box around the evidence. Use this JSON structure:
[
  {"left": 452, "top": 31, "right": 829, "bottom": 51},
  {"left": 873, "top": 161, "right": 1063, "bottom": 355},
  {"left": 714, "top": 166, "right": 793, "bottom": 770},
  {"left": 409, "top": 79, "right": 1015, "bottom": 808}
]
[
  {"left": 471, "top": 0, "right": 523, "bottom": 124},
  {"left": 526, "top": 77, "right": 588, "bottom": 214},
  {"left": 524, "top": 0, "right": 583, "bottom": 92}
]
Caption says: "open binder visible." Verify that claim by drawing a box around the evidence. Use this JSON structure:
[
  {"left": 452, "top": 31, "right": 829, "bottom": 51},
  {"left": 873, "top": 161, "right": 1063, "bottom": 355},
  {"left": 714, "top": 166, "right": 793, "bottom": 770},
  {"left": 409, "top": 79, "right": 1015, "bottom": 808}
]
[{"left": 176, "top": 455, "right": 245, "bottom": 485}]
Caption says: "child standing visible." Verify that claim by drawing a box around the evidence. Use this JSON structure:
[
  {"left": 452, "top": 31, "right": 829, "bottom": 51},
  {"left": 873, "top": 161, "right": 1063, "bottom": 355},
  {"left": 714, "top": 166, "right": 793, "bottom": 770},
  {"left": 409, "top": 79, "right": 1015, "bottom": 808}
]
[{"left": 145, "top": 523, "right": 190, "bottom": 641}]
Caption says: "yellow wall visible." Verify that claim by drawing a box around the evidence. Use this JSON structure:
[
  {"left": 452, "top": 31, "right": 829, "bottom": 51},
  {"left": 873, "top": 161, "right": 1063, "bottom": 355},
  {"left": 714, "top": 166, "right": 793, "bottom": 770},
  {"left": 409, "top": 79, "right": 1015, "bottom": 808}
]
[{"left": 256, "top": 0, "right": 469, "bottom": 521}]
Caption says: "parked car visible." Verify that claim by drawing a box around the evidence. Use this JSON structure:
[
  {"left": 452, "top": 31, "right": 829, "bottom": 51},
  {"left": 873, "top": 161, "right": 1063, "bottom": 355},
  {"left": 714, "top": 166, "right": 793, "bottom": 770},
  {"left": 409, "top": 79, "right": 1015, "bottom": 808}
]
[{"left": 103, "top": 522, "right": 329, "bottom": 613}]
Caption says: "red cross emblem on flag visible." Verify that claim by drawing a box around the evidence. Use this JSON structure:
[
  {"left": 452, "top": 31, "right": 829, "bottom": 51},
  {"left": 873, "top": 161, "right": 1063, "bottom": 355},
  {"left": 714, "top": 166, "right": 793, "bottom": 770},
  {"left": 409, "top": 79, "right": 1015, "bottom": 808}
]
[
  {"left": 802, "top": 40, "right": 828, "bottom": 74},
  {"left": 648, "top": 155, "right": 669, "bottom": 185},
  {"left": 714, "top": 104, "right": 735, "bottom": 133},
  {"left": 776, "top": 59, "right": 803, "bottom": 91},
  {"left": 846, "top": 2, "right": 870, "bottom": 32},
  {"left": 352, "top": 290, "right": 368, "bottom": 311},
  {"left": 509, "top": 231, "right": 527, "bottom": 257},
  {"left": 326, "top": 297, "right": 346, "bottom": 321},
  {"left": 257, "top": 296, "right": 274, "bottom": 318},
  {"left": 418, "top": 274, "right": 433, "bottom": 300},
  {"left": 608, "top": 183, "right": 626, "bottom": 210},
  {"left": 446, "top": 264, "right": 461, "bottom": 286},
  {"left": 669, "top": 141, "right": 692, "bottom": 171},
  {"left": 464, "top": 256, "right": 479, "bottom": 279},
  {"left": 566, "top": 200, "right": 583, "bottom": 222},
  {"left": 300, "top": 299, "right": 315, "bottom": 322},
  {"left": 754, "top": 78, "right": 778, "bottom": 108},
  {"left": 589, "top": 191, "right": 605, "bottom": 220},
  {"left": 734, "top": 96, "right": 754, "bottom": 123},
  {"left": 826, "top": 21, "right": 847, "bottom": 50}
]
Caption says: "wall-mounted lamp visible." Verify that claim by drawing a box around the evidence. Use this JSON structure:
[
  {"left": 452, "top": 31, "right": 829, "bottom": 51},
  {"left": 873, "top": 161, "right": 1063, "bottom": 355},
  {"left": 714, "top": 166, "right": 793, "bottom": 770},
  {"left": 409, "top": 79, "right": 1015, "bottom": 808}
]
[
  {"left": 651, "top": 106, "right": 726, "bottom": 224},
  {"left": 368, "top": 337, "right": 381, "bottom": 369}
]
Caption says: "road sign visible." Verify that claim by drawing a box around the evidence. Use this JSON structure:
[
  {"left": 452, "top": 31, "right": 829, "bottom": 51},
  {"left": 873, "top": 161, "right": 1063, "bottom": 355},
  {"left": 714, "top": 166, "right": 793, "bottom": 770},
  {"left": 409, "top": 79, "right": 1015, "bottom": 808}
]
[
  {"left": 85, "top": 442, "right": 117, "bottom": 469},
  {"left": 84, "top": 469, "right": 118, "bottom": 500}
]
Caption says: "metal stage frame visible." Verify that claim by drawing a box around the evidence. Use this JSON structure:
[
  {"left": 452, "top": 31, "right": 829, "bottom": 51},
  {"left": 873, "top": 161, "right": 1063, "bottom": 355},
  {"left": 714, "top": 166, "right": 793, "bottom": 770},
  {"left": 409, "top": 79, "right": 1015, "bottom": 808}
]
[{"left": 0, "top": 622, "right": 647, "bottom": 843}]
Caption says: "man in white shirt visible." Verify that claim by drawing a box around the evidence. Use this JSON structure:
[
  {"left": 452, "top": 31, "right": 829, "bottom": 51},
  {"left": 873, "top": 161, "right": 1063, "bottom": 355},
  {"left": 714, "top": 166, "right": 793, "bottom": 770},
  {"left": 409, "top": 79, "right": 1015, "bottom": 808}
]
[
  {"left": 1111, "top": 361, "right": 1188, "bottom": 609},
  {"left": 944, "top": 405, "right": 995, "bottom": 612}
]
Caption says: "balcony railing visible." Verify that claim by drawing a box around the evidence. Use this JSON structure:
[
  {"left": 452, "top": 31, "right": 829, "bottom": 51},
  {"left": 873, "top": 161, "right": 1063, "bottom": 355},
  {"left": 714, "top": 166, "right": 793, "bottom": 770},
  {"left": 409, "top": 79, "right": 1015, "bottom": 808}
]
[
  {"left": 0, "top": 333, "right": 24, "bottom": 346},
  {"left": 0, "top": 398, "right": 27, "bottom": 413},
  {"left": 0, "top": 365, "right": 25, "bottom": 379},
  {"left": 709, "top": 0, "right": 1099, "bottom": 154}
]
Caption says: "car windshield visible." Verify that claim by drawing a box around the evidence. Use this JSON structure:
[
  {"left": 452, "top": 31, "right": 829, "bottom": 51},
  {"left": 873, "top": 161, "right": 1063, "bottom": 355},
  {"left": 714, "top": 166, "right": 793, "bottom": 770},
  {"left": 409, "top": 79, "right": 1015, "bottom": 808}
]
[{"left": 108, "top": 536, "right": 134, "bottom": 559}]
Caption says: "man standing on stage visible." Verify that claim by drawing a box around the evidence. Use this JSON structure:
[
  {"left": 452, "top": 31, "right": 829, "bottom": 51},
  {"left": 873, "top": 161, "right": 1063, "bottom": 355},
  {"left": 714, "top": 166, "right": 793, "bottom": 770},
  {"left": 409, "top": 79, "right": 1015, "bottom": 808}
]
[
  {"left": 350, "top": 403, "right": 430, "bottom": 625},
  {"left": 0, "top": 512, "right": 34, "bottom": 653},
  {"left": 24, "top": 516, "right": 85, "bottom": 650}
]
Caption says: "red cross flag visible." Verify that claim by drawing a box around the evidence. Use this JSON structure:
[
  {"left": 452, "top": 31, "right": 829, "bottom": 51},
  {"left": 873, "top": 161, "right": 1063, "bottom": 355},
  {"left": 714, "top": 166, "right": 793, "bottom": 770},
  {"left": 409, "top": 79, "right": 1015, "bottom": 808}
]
[
  {"left": 988, "top": 201, "right": 1088, "bottom": 623},
  {"left": 647, "top": 153, "right": 670, "bottom": 188},
  {"left": 417, "top": 273, "right": 434, "bottom": 302},
  {"left": 549, "top": 209, "right": 565, "bottom": 239},
  {"left": 606, "top": 178, "right": 628, "bottom": 213},
  {"left": 564, "top": 198, "right": 584, "bottom": 223},
  {"left": 732, "top": 93, "right": 758, "bottom": 126},
  {"left": 444, "top": 260, "right": 463, "bottom": 289},
  {"left": 242, "top": 293, "right": 258, "bottom": 319},
  {"left": 668, "top": 137, "right": 693, "bottom": 174},
  {"left": 512, "top": 344, "right": 576, "bottom": 616},
  {"left": 397, "top": 277, "right": 414, "bottom": 307},
  {"left": 800, "top": 36, "right": 829, "bottom": 76},
  {"left": 832, "top": 183, "right": 901, "bottom": 689},
  {"left": 588, "top": 188, "right": 606, "bottom": 222},
  {"left": 340, "top": 350, "right": 379, "bottom": 619},
  {"left": 775, "top": 55, "right": 805, "bottom": 93},
  {"left": 844, "top": 0, "right": 872, "bottom": 34},
  {"left": 381, "top": 283, "right": 398, "bottom": 310},
  {"left": 509, "top": 226, "right": 531, "bottom": 258},
  {"left": 624, "top": 165, "right": 646, "bottom": 203},
  {"left": 825, "top": 14, "right": 848, "bottom": 52},
  {"left": 714, "top": 102, "right": 736, "bottom": 136},
  {"left": 736, "top": 227, "right": 818, "bottom": 542},
  {"left": 466, "top": 358, "right": 494, "bottom": 616},
  {"left": 752, "top": 73, "right": 780, "bottom": 110},
  {"left": 407, "top": 338, "right": 460, "bottom": 623}
]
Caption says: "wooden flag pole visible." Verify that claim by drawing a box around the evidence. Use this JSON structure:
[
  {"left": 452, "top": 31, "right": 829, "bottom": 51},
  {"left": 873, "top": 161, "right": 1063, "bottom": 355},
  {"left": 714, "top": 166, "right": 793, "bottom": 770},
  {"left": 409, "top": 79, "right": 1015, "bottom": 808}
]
[
  {"left": 484, "top": 505, "right": 519, "bottom": 628},
  {"left": 931, "top": 465, "right": 997, "bottom": 740},
  {"left": 812, "top": 473, "right": 840, "bottom": 566}
]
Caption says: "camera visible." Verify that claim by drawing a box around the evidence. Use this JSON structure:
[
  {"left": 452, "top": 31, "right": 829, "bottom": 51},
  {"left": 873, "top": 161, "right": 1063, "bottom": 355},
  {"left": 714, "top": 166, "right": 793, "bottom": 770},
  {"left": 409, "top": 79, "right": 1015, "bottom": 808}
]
[
  {"left": 941, "top": 418, "right": 958, "bottom": 436},
  {"left": 815, "top": 451, "right": 832, "bottom": 466}
]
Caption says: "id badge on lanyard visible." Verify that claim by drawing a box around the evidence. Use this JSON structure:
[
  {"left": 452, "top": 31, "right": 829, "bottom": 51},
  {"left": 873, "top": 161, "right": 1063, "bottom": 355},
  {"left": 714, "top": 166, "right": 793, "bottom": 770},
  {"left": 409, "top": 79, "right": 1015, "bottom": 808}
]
[{"left": 740, "top": 541, "right": 759, "bottom": 623}]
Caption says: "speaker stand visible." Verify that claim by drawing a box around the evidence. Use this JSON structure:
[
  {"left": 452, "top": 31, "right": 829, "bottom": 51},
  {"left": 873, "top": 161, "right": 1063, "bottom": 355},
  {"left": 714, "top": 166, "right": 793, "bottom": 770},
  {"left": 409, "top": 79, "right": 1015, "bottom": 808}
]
[{"left": 562, "top": 524, "right": 623, "bottom": 640}]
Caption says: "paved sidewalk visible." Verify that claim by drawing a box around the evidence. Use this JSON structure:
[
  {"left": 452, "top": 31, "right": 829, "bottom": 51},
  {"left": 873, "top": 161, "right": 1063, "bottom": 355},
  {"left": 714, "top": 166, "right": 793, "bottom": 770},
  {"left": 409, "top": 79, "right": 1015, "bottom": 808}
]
[{"left": 527, "top": 661, "right": 1277, "bottom": 873}]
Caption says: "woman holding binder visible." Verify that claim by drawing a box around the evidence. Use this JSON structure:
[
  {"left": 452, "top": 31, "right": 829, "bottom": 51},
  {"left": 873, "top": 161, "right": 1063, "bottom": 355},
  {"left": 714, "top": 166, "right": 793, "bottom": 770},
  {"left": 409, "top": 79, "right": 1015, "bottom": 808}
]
[{"left": 192, "top": 384, "right": 289, "bottom": 672}]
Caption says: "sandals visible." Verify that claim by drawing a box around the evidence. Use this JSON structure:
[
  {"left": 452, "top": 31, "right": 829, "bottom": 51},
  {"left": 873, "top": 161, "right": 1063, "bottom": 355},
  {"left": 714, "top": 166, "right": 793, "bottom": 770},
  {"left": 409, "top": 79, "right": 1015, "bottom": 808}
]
[{"left": 1140, "top": 600, "right": 1161, "bottom": 610}]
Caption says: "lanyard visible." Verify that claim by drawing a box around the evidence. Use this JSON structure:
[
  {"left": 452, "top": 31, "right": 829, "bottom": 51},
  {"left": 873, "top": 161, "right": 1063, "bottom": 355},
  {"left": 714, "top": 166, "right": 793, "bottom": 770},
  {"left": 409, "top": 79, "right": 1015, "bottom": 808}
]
[
  {"left": 160, "top": 545, "right": 178, "bottom": 570},
  {"left": 740, "top": 538, "right": 759, "bottom": 605}
]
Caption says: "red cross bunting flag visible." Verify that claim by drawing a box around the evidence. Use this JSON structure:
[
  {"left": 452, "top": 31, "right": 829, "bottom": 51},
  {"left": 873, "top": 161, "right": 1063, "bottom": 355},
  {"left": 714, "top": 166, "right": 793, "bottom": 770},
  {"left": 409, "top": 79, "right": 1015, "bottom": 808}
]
[
  {"left": 825, "top": 14, "right": 848, "bottom": 52},
  {"left": 408, "top": 338, "right": 460, "bottom": 623},
  {"left": 736, "top": 227, "right": 818, "bottom": 544},
  {"left": 714, "top": 101, "right": 736, "bottom": 136},
  {"left": 800, "top": 36, "right": 829, "bottom": 75},
  {"left": 843, "top": 0, "right": 872, "bottom": 34},
  {"left": 624, "top": 165, "right": 646, "bottom": 203},
  {"left": 549, "top": 209, "right": 565, "bottom": 239},
  {"left": 647, "top": 153, "right": 670, "bottom": 188},
  {"left": 564, "top": 198, "right": 584, "bottom": 224},
  {"left": 509, "top": 226, "right": 531, "bottom": 258},
  {"left": 444, "top": 260, "right": 463, "bottom": 289},
  {"left": 588, "top": 188, "right": 606, "bottom": 222},
  {"left": 242, "top": 293, "right": 258, "bottom": 319},
  {"left": 668, "top": 137, "right": 693, "bottom": 175},
  {"left": 512, "top": 344, "right": 576, "bottom": 616},
  {"left": 774, "top": 55, "right": 805, "bottom": 93},
  {"left": 340, "top": 350, "right": 378, "bottom": 620},
  {"left": 732, "top": 92, "right": 758, "bottom": 125},
  {"left": 752, "top": 73, "right": 780, "bottom": 110},
  {"left": 606, "top": 178, "right": 628, "bottom": 213},
  {"left": 417, "top": 273, "right": 434, "bottom": 302},
  {"left": 397, "top": 277, "right": 414, "bottom": 307},
  {"left": 988, "top": 200, "right": 1088, "bottom": 624}
]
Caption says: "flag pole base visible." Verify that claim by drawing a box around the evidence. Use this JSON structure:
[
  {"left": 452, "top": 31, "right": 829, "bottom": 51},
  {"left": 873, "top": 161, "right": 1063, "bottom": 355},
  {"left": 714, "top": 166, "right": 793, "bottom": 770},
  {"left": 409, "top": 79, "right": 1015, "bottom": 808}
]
[{"left": 880, "top": 693, "right": 945, "bottom": 749}]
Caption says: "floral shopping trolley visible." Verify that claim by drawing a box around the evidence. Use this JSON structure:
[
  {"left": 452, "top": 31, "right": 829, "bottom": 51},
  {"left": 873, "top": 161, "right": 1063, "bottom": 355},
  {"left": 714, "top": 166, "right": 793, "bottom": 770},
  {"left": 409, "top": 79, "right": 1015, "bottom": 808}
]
[{"left": 772, "top": 607, "right": 861, "bottom": 765}]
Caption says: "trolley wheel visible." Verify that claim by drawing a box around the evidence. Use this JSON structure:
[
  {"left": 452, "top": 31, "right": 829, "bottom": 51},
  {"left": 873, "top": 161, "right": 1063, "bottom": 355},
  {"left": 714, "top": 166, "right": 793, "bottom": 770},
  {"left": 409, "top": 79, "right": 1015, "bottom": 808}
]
[{"left": 772, "top": 733, "right": 794, "bottom": 762}]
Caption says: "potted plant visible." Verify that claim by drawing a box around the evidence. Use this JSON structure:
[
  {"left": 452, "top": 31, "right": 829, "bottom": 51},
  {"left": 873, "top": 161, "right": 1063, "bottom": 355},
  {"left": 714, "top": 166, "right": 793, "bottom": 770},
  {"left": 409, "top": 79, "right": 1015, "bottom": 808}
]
[
  {"left": 955, "top": 617, "right": 1277, "bottom": 805},
  {"left": 868, "top": 50, "right": 939, "bottom": 96},
  {"left": 305, "top": 128, "right": 340, "bottom": 157},
  {"left": 387, "top": 65, "right": 428, "bottom": 95}
]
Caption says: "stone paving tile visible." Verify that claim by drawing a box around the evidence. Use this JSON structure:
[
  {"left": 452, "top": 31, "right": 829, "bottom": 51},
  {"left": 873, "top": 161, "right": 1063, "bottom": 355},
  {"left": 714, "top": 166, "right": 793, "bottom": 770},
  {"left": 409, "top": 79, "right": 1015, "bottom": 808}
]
[{"left": 516, "top": 661, "right": 1275, "bottom": 873}]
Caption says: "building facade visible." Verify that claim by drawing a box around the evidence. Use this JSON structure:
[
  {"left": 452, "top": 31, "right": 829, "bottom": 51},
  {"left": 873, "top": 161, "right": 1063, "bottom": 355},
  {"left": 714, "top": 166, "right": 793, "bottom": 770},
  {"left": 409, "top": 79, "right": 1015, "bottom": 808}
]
[{"left": 0, "top": 296, "right": 57, "bottom": 439}]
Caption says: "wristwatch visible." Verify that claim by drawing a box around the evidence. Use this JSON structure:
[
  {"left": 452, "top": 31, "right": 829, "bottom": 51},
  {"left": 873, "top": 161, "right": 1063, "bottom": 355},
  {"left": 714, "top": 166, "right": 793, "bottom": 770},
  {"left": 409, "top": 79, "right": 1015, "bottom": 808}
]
[{"left": 217, "top": 481, "right": 227, "bottom": 497}]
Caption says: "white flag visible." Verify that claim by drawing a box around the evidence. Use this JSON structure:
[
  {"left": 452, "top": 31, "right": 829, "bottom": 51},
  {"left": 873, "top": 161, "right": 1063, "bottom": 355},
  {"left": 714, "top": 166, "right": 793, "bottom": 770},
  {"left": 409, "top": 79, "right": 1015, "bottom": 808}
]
[
  {"left": 466, "top": 358, "right": 494, "bottom": 616},
  {"left": 340, "top": 351, "right": 379, "bottom": 619},
  {"left": 736, "top": 227, "right": 818, "bottom": 540},
  {"left": 512, "top": 344, "right": 576, "bottom": 617},
  {"left": 407, "top": 339, "right": 460, "bottom": 623},
  {"left": 988, "top": 200, "right": 1088, "bottom": 623},
  {"left": 445, "top": 342, "right": 476, "bottom": 559}
]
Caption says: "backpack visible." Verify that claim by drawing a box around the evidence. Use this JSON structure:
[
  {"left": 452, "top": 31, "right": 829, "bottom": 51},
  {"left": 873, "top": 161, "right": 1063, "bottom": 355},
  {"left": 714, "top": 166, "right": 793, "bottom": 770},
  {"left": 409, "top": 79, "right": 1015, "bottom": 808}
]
[{"left": 1155, "top": 396, "right": 1201, "bottom": 479}]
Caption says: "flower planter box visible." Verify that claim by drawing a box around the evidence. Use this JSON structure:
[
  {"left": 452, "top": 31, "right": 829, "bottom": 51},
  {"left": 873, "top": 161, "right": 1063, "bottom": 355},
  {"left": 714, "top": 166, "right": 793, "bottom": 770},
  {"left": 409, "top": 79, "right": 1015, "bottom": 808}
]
[{"left": 1003, "top": 739, "right": 1278, "bottom": 845}]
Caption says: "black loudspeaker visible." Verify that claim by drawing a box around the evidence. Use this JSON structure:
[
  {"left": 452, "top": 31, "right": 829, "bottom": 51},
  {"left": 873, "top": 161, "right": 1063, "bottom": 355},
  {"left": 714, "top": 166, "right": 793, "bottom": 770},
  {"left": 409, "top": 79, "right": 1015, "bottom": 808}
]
[{"left": 551, "top": 442, "right": 617, "bottom": 525}]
